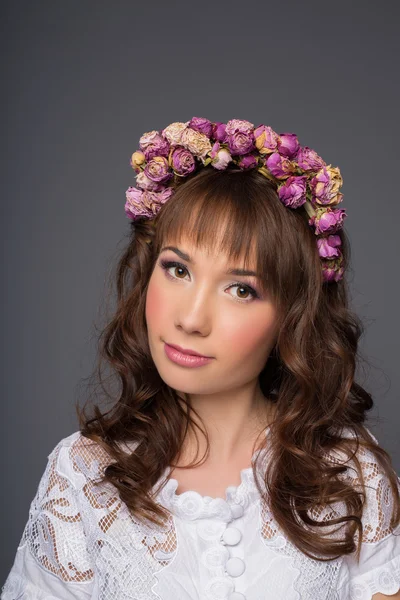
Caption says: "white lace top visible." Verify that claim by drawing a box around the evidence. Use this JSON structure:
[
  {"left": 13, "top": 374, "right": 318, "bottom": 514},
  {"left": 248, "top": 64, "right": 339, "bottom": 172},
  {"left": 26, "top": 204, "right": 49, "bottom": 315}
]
[{"left": 2, "top": 427, "right": 400, "bottom": 600}]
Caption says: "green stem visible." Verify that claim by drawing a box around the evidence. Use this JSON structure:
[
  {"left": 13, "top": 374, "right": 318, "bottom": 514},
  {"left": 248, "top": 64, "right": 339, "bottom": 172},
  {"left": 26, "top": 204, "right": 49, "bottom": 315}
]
[
  {"left": 257, "top": 166, "right": 278, "bottom": 184},
  {"left": 303, "top": 199, "right": 317, "bottom": 219}
]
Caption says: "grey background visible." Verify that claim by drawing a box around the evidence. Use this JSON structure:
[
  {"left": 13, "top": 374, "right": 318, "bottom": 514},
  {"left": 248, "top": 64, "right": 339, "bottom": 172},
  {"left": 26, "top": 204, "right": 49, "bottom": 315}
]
[{"left": 1, "top": 0, "right": 399, "bottom": 580}]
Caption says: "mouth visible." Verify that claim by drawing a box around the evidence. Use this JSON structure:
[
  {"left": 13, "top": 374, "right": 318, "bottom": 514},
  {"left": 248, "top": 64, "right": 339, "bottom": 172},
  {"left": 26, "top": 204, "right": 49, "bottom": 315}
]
[{"left": 164, "top": 342, "right": 213, "bottom": 359}]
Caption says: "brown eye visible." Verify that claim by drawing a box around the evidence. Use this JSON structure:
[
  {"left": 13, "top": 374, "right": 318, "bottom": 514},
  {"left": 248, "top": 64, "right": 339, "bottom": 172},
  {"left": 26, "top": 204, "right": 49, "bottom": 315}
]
[
  {"left": 174, "top": 266, "right": 187, "bottom": 278},
  {"left": 236, "top": 286, "right": 250, "bottom": 299}
]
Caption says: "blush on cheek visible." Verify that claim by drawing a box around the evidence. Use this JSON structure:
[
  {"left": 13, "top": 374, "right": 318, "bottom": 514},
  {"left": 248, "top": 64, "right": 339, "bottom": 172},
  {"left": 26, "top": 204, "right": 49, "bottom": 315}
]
[
  {"left": 226, "top": 315, "right": 276, "bottom": 358},
  {"left": 145, "top": 280, "right": 163, "bottom": 326}
]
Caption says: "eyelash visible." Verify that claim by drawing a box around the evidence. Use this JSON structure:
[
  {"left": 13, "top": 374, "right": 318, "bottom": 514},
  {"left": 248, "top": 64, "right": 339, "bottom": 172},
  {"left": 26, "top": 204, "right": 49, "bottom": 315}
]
[{"left": 158, "top": 259, "right": 260, "bottom": 304}]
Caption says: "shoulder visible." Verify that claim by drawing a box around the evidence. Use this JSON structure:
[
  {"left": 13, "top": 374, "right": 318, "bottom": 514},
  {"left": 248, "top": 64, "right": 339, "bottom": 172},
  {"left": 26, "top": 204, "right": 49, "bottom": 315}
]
[
  {"left": 42, "top": 430, "right": 122, "bottom": 495},
  {"left": 330, "top": 427, "right": 400, "bottom": 597}
]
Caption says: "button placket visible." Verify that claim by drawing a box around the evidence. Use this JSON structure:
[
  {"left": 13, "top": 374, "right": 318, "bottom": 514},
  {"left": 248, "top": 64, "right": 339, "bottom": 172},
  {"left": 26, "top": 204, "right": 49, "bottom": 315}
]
[{"left": 220, "top": 502, "right": 247, "bottom": 599}]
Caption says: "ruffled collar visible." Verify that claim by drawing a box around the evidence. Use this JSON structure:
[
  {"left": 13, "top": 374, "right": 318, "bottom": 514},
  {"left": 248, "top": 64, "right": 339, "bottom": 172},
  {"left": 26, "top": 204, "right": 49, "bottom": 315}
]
[{"left": 153, "top": 426, "right": 272, "bottom": 522}]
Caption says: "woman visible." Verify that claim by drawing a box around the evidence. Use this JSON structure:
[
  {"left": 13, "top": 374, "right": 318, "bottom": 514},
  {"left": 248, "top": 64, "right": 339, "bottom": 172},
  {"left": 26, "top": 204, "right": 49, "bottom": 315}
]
[{"left": 2, "top": 117, "right": 400, "bottom": 599}]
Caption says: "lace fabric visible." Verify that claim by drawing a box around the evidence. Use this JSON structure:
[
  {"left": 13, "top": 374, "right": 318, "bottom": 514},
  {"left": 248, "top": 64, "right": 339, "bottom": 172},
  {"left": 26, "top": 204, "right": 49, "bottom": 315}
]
[{"left": 2, "top": 427, "right": 400, "bottom": 600}]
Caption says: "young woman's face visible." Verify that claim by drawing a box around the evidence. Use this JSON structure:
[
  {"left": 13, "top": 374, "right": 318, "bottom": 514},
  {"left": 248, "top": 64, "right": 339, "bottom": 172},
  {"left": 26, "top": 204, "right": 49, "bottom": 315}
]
[{"left": 145, "top": 237, "right": 279, "bottom": 396}]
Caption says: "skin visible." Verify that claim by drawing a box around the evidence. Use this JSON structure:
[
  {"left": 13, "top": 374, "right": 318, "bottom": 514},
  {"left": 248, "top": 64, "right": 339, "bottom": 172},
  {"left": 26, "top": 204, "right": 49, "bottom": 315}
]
[{"left": 145, "top": 233, "right": 279, "bottom": 466}]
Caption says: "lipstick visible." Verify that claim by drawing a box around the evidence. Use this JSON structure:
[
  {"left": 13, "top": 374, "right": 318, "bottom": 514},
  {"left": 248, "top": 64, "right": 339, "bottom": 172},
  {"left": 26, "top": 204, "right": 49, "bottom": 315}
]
[{"left": 164, "top": 343, "right": 214, "bottom": 368}]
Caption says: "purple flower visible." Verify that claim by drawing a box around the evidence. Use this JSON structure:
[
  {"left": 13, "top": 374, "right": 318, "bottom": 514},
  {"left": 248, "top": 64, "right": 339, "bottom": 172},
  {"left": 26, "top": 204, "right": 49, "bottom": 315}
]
[
  {"left": 212, "top": 122, "right": 227, "bottom": 142},
  {"left": 144, "top": 156, "right": 173, "bottom": 183},
  {"left": 254, "top": 125, "right": 279, "bottom": 155},
  {"left": 309, "top": 207, "right": 347, "bottom": 235},
  {"left": 171, "top": 146, "right": 197, "bottom": 176},
  {"left": 136, "top": 171, "right": 163, "bottom": 191},
  {"left": 321, "top": 256, "right": 344, "bottom": 282},
  {"left": 125, "top": 186, "right": 173, "bottom": 221},
  {"left": 277, "top": 133, "right": 300, "bottom": 158},
  {"left": 317, "top": 234, "right": 342, "bottom": 259},
  {"left": 310, "top": 165, "right": 343, "bottom": 206},
  {"left": 189, "top": 117, "right": 213, "bottom": 138},
  {"left": 265, "top": 152, "right": 296, "bottom": 179},
  {"left": 237, "top": 154, "right": 258, "bottom": 169},
  {"left": 296, "top": 146, "right": 326, "bottom": 171},
  {"left": 139, "top": 131, "right": 170, "bottom": 161},
  {"left": 225, "top": 119, "right": 255, "bottom": 156},
  {"left": 278, "top": 176, "right": 308, "bottom": 208}
]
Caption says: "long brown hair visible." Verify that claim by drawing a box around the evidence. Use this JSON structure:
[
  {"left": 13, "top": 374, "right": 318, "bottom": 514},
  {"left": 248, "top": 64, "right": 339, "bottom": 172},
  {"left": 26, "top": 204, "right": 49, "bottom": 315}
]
[{"left": 76, "top": 165, "right": 400, "bottom": 561}]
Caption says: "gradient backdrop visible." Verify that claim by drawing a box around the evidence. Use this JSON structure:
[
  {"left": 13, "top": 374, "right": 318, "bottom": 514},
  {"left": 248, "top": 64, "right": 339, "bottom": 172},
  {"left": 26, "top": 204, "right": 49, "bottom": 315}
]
[{"left": 1, "top": 0, "right": 399, "bottom": 580}]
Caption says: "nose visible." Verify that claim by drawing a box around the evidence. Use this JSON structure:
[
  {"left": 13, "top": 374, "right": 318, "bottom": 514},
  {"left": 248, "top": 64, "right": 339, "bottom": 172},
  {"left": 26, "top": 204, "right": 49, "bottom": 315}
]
[{"left": 174, "top": 287, "right": 212, "bottom": 337}]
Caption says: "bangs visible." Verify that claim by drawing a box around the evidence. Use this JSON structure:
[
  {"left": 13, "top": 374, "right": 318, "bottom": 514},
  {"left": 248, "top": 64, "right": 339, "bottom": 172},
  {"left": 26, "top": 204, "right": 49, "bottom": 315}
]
[{"left": 152, "top": 167, "right": 310, "bottom": 302}]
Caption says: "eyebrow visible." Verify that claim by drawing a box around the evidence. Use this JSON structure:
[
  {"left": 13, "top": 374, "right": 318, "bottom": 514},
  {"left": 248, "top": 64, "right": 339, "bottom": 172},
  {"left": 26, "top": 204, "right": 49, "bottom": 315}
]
[{"left": 160, "top": 246, "right": 260, "bottom": 278}]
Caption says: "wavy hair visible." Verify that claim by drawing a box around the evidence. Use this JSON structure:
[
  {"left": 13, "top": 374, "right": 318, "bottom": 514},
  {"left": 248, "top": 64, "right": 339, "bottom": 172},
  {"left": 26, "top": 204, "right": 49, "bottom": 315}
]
[{"left": 76, "top": 165, "right": 400, "bottom": 561}]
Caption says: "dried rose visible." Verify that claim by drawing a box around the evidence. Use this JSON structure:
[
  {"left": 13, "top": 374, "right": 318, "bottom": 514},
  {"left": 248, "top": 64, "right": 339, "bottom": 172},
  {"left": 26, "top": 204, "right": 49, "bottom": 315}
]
[
  {"left": 180, "top": 127, "right": 213, "bottom": 159},
  {"left": 317, "top": 234, "right": 342, "bottom": 259},
  {"left": 209, "top": 142, "right": 232, "bottom": 170},
  {"left": 254, "top": 125, "right": 279, "bottom": 155},
  {"left": 309, "top": 207, "right": 347, "bottom": 235},
  {"left": 277, "top": 133, "right": 300, "bottom": 159},
  {"left": 310, "top": 165, "right": 343, "bottom": 206},
  {"left": 265, "top": 152, "right": 296, "bottom": 179},
  {"left": 130, "top": 151, "right": 146, "bottom": 173},
  {"left": 162, "top": 121, "right": 190, "bottom": 146},
  {"left": 171, "top": 146, "right": 196, "bottom": 176},
  {"left": 278, "top": 175, "right": 308, "bottom": 208},
  {"left": 189, "top": 117, "right": 213, "bottom": 138},
  {"left": 139, "top": 131, "right": 170, "bottom": 161},
  {"left": 296, "top": 146, "right": 326, "bottom": 171},
  {"left": 144, "top": 156, "right": 173, "bottom": 183}
]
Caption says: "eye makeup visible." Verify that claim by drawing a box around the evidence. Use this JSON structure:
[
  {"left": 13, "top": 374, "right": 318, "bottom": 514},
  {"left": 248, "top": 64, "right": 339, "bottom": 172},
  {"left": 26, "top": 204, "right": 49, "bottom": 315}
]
[{"left": 158, "top": 259, "right": 261, "bottom": 304}]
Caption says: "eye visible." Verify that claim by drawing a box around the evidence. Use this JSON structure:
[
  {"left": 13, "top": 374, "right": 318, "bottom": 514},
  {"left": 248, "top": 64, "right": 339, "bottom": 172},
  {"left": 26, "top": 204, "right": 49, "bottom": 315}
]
[
  {"left": 158, "top": 259, "right": 259, "bottom": 304},
  {"left": 227, "top": 283, "right": 258, "bottom": 302},
  {"left": 160, "top": 260, "right": 188, "bottom": 280}
]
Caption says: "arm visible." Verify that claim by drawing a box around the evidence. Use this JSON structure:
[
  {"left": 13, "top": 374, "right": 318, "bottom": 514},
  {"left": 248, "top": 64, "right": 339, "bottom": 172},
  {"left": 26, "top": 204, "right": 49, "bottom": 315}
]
[{"left": 1, "top": 434, "right": 95, "bottom": 599}]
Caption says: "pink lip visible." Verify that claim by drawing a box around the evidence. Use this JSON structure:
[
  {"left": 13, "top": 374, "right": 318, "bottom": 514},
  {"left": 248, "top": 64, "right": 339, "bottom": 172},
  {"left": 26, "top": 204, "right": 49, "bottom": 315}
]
[
  {"left": 164, "top": 343, "right": 214, "bottom": 368},
  {"left": 165, "top": 342, "right": 212, "bottom": 358}
]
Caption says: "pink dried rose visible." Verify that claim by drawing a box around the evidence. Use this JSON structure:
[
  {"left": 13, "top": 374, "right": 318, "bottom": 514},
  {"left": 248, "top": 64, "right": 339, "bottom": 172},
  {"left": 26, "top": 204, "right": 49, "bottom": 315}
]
[
  {"left": 254, "top": 125, "right": 279, "bottom": 155},
  {"left": 310, "top": 165, "right": 343, "bottom": 206},
  {"left": 309, "top": 207, "right": 347, "bottom": 235},
  {"left": 189, "top": 117, "right": 213, "bottom": 138},
  {"left": 209, "top": 142, "right": 232, "bottom": 170},
  {"left": 237, "top": 154, "right": 258, "bottom": 169},
  {"left": 125, "top": 186, "right": 173, "bottom": 221},
  {"left": 144, "top": 156, "right": 173, "bottom": 183},
  {"left": 278, "top": 175, "right": 308, "bottom": 208},
  {"left": 171, "top": 146, "right": 196, "bottom": 176},
  {"left": 265, "top": 152, "right": 296, "bottom": 179},
  {"left": 317, "top": 234, "right": 342, "bottom": 259},
  {"left": 321, "top": 255, "right": 344, "bottom": 282},
  {"left": 212, "top": 122, "right": 227, "bottom": 142},
  {"left": 139, "top": 131, "right": 170, "bottom": 161},
  {"left": 277, "top": 133, "right": 300, "bottom": 159},
  {"left": 296, "top": 146, "right": 326, "bottom": 171},
  {"left": 225, "top": 118, "right": 255, "bottom": 156},
  {"left": 136, "top": 171, "right": 163, "bottom": 191}
]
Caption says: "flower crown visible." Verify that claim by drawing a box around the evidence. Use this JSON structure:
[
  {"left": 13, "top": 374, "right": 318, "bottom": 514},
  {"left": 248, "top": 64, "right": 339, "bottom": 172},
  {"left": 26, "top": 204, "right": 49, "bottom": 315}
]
[{"left": 125, "top": 117, "right": 347, "bottom": 283}]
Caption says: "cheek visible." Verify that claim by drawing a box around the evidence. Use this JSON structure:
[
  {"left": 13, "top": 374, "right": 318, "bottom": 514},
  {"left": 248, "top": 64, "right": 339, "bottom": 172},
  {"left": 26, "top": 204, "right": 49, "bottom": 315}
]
[
  {"left": 219, "top": 306, "right": 277, "bottom": 356},
  {"left": 145, "top": 277, "right": 165, "bottom": 329}
]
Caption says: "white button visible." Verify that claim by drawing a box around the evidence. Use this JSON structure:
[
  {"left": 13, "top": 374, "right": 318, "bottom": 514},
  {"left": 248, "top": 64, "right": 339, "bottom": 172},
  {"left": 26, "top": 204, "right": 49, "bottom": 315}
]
[
  {"left": 231, "top": 503, "right": 244, "bottom": 519},
  {"left": 225, "top": 556, "right": 246, "bottom": 577},
  {"left": 229, "top": 593, "right": 246, "bottom": 600},
  {"left": 222, "top": 526, "right": 242, "bottom": 545}
]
